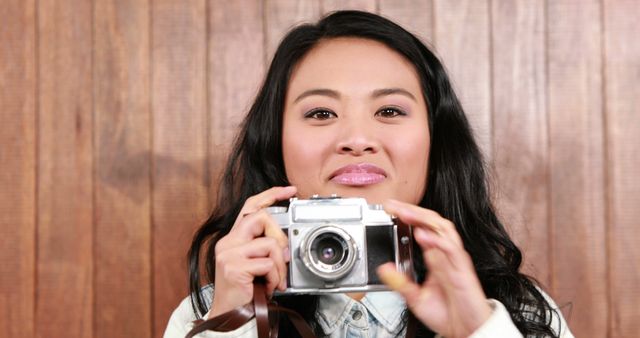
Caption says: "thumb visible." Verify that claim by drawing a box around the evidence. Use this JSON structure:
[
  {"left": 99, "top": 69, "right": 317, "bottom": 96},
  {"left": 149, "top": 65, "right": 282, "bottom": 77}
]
[{"left": 377, "top": 263, "right": 423, "bottom": 307}]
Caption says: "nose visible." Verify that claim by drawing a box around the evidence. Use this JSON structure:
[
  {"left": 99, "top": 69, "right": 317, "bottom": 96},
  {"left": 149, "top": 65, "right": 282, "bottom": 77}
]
[{"left": 335, "top": 119, "right": 380, "bottom": 156}]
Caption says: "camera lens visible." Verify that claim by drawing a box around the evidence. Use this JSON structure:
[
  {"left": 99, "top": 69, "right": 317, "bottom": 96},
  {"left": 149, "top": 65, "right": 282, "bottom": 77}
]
[
  {"left": 314, "top": 234, "right": 344, "bottom": 265},
  {"left": 300, "top": 226, "right": 358, "bottom": 281}
]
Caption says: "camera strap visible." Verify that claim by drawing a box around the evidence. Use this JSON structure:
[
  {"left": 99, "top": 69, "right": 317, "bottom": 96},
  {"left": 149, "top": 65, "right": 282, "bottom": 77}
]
[
  {"left": 186, "top": 281, "right": 418, "bottom": 338},
  {"left": 185, "top": 279, "right": 316, "bottom": 338},
  {"left": 186, "top": 220, "right": 418, "bottom": 338}
]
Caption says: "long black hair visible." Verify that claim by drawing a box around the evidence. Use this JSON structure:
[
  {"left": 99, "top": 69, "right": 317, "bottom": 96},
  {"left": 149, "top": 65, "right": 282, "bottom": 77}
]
[{"left": 188, "top": 10, "right": 559, "bottom": 337}]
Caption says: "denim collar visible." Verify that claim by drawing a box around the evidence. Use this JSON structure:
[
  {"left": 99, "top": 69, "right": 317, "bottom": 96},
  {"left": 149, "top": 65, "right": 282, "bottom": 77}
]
[
  {"left": 362, "top": 291, "right": 407, "bottom": 331},
  {"left": 315, "top": 291, "right": 406, "bottom": 334}
]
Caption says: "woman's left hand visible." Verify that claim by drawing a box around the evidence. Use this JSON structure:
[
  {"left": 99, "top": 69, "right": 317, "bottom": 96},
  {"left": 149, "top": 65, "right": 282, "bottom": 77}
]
[{"left": 377, "top": 199, "right": 492, "bottom": 338}]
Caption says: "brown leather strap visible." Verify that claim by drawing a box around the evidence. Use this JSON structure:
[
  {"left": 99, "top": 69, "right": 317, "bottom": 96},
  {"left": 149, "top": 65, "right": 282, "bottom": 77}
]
[
  {"left": 185, "top": 302, "right": 254, "bottom": 338},
  {"left": 186, "top": 224, "right": 418, "bottom": 338},
  {"left": 405, "top": 311, "right": 417, "bottom": 338},
  {"left": 253, "top": 282, "right": 271, "bottom": 338},
  {"left": 397, "top": 222, "right": 416, "bottom": 281},
  {"left": 187, "top": 299, "right": 416, "bottom": 338},
  {"left": 185, "top": 281, "right": 317, "bottom": 338}
]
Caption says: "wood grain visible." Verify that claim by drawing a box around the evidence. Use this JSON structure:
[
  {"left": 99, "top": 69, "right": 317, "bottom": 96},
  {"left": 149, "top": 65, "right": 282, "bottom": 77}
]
[
  {"left": 152, "top": 0, "right": 209, "bottom": 334},
  {"left": 1, "top": 1, "right": 640, "bottom": 337},
  {"left": 93, "top": 0, "right": 151, "bottom": 337},
  {"left": 547, "top": 0, "right": 607, "bottom": 335},
  {"left": 0, "top": 0, "right": 36, "bottom": 336},
  {"left": 36, "top": 0, "right": 93, "bottom": 337},
  {"left": 433, "top": 0, "right": 492, "bottom": 159},
  {"left": 320, "top": 0, "right": 377, "bottom": 13},
  {"left": 208, "top": 0, "right": 266, "bottom": 203},
  {"left": 490, "top": 0, "right": 550, "bottom": 286},
  {"left": 264, "top": 0, "right": 322, "bottom": 63},
  {"left": 604, "top": 0, "right": 640, "bottom": 336},
  {"left": 378, "top": 0, "right": 433, "bottom": 42}
]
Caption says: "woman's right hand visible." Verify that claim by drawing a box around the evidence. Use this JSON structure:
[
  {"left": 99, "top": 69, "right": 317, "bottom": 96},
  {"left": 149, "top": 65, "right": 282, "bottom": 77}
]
[{"left": 208, "top": 186, "right": 297, "bottom": 318}]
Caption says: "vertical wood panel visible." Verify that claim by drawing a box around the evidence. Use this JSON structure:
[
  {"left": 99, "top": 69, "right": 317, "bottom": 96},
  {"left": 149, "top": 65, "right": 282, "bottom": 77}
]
[
  {"left": 208, "top": 0, "right": 265, "bottom": 202},
  {"left": 94, "top": 0, "right": 151, "bottom": 337},
  {"left": 152, "top": 0, "right": 208, "bottom": 335},
  {"left": 378, "top": 0, "right": 433, "bottom": 42},
  {"left": 2, "top": 1, "right": 640, "bottom": 337},
  {"left": 604, "top": 0, "right": 640, "bottom": 336},
  {"left": 264, "top": 0, "right": 322, "bottom": 63},
  {"left": 547, "top": 0, "right": 607, "bottom": 335},
  {"left": 0, "top": 0, "right": 36, "bottom": 336},
  {"left": 320, "top": 0, "right": 377, "bottom": 13},
  {"left": 491, "top": 0, "right": 550, "bottom": 285},
  {"left": 37, "top": 0, "right": 93, "bottom": 337},
  {"left": 433, "top": 0, "right": 492, "bottom": 159}
]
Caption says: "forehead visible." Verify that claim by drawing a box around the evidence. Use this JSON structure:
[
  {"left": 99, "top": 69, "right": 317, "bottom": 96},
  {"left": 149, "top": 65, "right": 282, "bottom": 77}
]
[{"left": 287, "top": 37, "right": 422, "bottom": 96}]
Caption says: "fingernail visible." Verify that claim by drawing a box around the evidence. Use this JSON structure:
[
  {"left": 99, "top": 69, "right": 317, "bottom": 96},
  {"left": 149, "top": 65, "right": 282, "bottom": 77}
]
[
  {"left": 283, "top": 247, "right": 290, "bottom": 262},
  {"left": 418, "top": 289, "right": 431, "bottom": 302},
  {"left": 415, "top": 228, "right": 427, "bottom": 238},
  {"left": 377, "top": 266, "right": 408, "bottom": 291}
]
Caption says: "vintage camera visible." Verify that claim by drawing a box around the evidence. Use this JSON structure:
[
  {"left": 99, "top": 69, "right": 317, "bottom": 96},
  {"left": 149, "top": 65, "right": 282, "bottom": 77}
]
[{"left": 268, "top": 195, "right": 415, "bottom": 294}]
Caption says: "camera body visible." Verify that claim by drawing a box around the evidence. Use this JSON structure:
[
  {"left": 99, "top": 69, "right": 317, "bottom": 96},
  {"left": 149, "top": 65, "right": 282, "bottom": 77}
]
[{"left": 268, "top": 196, "right": 415, "bottom": 295}]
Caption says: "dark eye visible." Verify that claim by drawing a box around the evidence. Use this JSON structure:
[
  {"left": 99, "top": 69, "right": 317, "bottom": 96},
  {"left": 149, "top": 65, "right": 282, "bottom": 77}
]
[
  {"left": 376, "top": 107, "right": 406, "bottom": 118},
  {"left": 304, "top": 109, "right": 337, "bottom": 120}
]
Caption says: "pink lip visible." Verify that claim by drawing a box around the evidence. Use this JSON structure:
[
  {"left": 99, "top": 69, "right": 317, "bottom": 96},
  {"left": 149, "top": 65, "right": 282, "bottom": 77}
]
[{"left": 330, "top": 163, "right": 387, "bottom": 186}]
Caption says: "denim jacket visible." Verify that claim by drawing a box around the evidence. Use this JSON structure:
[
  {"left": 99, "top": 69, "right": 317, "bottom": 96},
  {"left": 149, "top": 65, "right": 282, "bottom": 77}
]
[{"left": 163, "top": 285, "right": 573, "bottom": 338}]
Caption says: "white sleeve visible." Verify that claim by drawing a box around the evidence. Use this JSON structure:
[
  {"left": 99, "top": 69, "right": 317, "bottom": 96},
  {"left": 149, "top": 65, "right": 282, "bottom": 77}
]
[
  {"left": 468, "top": 290, "right": 574, "bottom": 338},
  {"left": 163, "top": 295, "right": 258, "bottom": 338},
  {"left": 467, "top": 299, "right": 523, "bottom": 338},
  {"left": 540, "top": 290, "right": 574, "bottom": 338}
]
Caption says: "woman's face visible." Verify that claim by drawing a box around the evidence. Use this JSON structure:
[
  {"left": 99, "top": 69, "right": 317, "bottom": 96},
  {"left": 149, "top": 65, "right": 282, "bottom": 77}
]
[{"left": 282, "top": 38, "right": 430, "bottom": 205}]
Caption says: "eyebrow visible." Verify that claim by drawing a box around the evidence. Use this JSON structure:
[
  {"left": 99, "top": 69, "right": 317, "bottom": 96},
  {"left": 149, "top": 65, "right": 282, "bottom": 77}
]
[
  {"left": 371, "top": 88, "right": 417, "bottom": 101},
  {"left": 293, "top": 87, "right": 417, "bottom": 103},
  {"left": 293, "top": 88, "right": 340, "bottom": 103}
]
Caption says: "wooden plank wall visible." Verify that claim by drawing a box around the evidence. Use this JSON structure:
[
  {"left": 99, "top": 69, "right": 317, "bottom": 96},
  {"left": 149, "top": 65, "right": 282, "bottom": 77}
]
[
  {"left": 94, "top": 1, "right": 151, "bottom": 337},
  {"left": 1, "top": 1, "right": 638, "bottom": 337}
]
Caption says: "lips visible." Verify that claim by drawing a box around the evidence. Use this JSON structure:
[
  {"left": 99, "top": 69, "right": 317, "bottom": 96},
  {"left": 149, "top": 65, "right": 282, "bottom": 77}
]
[{"left": 330, "top": 163, "right": 387, "bottom": 186}]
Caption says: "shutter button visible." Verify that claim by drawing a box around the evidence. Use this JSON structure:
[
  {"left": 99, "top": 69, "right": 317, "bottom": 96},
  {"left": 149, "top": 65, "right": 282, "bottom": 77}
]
[{"left": 352, "top": 310, "right": 363, "bottom": 320}]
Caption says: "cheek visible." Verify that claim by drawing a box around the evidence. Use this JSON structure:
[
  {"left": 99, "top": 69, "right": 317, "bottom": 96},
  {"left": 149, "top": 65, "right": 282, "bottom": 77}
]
[
  {"left": 391, "top": 134, "right": 430, "bottom": 200},
  {"left": 282, "top": 132, "right": 326, "bottom": 184},
  {"left": 393, "top": 134, "right": 429, "bottom": 165}
]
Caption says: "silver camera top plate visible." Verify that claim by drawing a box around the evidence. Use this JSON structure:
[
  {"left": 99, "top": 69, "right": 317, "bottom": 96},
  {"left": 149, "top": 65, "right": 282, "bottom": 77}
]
[{"left": 268, "top": 196, "right": 394, "bottom": 226}]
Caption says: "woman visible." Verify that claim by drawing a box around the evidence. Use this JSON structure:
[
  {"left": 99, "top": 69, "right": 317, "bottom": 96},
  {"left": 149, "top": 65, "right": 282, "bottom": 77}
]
[{"left": 164, "top": 10, "right": 573, "bottom": 338}]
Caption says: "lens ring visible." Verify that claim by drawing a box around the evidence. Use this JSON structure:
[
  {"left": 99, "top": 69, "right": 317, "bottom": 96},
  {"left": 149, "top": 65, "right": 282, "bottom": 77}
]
[
  {"left": 299, "top": 226, "right": 358, "bottom": 281},
  {"left": 313, "top": 233, "right": 344, "bottom": 265}
]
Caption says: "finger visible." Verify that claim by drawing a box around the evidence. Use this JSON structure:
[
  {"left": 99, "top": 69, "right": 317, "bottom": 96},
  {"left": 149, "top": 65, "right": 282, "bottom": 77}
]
[
  {"left": 237, "top": 186, "right": 297, "bottom": 220},
  {"left": 383, "top": 199, "right": 463, "bottom": 246},
  {"left": 414, "top": 228, "right": 470, "bottom": 272},
  {"left": 228, "top": 210, "right": 288, "bottom": 249},
  {"left": 239, "top": 237, "right": 288, "bottom": 291},
  {"left": 217, "top": 248, "right": 281, "bottom": 293},
  {"left": 260, "top": 259, "right": 282, "bottom": 296},
  {"left": 240, "top": 258, "right": 281, "bottom": 294},
  {"left": 264, "top": 213, "right": 289, "bottom": 251},
  {"left": 242, "top": 257, "right": 276, "bottom": 276},
  {"left": 377, "top": 263, "right": 425, "bottom": 308},
  {"left": 414, "top": 230, "right": 475, "bottom": 292}
]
